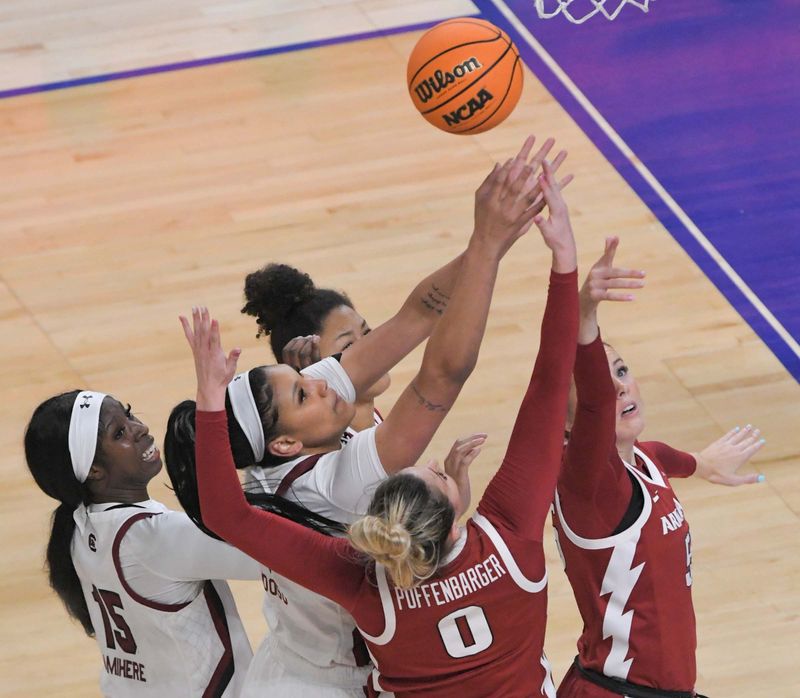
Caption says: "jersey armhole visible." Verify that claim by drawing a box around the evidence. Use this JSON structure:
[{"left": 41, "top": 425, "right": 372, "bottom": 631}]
[{"left": 610, "top": 469, "right": 645, "bottom": 536}]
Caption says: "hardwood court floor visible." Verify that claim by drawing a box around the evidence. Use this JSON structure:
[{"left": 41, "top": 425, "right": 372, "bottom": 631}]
[{"left": 1, "top": 29, "right": 798, "bottom": 698}]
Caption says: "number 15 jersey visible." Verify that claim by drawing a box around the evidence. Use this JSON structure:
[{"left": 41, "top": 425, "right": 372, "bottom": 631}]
[{"left": 72, "top": 500, "right": 255, "bottom": 697}]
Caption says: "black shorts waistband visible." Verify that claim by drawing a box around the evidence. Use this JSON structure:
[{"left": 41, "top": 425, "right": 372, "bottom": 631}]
[{"left": 573, "top": 657, "right": 707, "bottom": 698}]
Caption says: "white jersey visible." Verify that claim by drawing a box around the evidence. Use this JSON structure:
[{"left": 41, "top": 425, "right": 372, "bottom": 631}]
[
  {"left": 242, "top": 357, "right": 386, "bottom": 689},
  {"left": 71, "top": 499, "right": 258, "bottom": 697}
]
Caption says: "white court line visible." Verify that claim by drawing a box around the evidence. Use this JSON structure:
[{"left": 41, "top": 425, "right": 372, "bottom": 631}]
[{"left": 489, "top": 0, "right": 800, "bottom": 361}]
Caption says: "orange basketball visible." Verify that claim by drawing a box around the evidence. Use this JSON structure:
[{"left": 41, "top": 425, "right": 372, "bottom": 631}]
[{"left": 407, "top": 18, "right": 523, "bottom": 135}]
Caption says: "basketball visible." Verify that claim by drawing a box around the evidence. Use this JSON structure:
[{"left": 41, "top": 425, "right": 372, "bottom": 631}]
[{"left": 406, "top": 18, "right": 523, "bottom": 135}]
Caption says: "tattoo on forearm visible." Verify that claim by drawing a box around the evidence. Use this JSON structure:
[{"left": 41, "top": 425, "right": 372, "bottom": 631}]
[
  {"left": 421, "top": 284, "right": 450, "bottom": 316},
  {"left": 411, "top": 383, "right": 450, "bottom": 412}
]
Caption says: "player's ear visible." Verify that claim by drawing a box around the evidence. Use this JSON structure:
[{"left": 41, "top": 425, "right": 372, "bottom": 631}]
[
  {"left": 85, "top": 461, "right": 106, "bottom": 483},
  {"left": 267, "top": 435, "right": 303, "bottom": 459}
]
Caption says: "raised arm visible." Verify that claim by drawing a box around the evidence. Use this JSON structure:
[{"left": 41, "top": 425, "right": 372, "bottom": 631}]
[
  {"left": 559, "top": 237, "right": 646, "bottom": 535},
  {"left": 372, "top": 137, "right": 560, "bottom": 474},
  {"left": 340, "top": 137, "right": 570, "bottom": 399},
  {"left": 477, "top": 163, "right": 578, "bottom": 541},
  {"left": 180, "top": 308, "right": 364, "bottom": 610}
]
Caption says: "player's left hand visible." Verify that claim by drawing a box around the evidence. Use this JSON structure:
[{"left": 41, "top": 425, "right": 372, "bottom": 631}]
[
  {"left": 443, "top": 433, "right": 487, "bottom": 516},
  {"left": 180, "top": 306, "right": 241, "bottom": 411},
  {"left": 693, "top": 425, "right": 766, "bottom": 486}
]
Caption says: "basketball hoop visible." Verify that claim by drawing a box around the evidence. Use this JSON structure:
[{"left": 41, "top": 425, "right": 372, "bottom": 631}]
[{"left": 535, "top": 0, "right": 652, "bottom": 24}]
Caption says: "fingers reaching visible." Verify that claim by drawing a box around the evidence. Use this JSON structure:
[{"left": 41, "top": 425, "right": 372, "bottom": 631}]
[
  {"left": 696, "top": 424, "right": 766, "bottom": 486},
  {"left": 179, "top": 306, "right": 241, "bottom": 409}
]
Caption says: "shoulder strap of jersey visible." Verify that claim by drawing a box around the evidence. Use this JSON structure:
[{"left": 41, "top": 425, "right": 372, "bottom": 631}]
[{"left": 275, "top": 453, "right": 325, "bottom": 497}]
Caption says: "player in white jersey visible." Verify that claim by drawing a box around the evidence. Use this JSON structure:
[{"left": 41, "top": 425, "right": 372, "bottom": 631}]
[
  {"left": 166, "top": 136, "right": 573, "bottom": 697},
  {"left": 242, "top": 264, "right": 389, "bottom": 694},
  {"left": 25, "top": 390, "right": 262, "bottom": 697},
  {"left": 241, "top": 262, "right": 390, "bottom": 436}
]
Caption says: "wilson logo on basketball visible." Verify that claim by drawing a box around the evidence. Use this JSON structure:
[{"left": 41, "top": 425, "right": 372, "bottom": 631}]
[
  {"left": 443, "top": 88, "right": 494, "bottom": 127},
  {"left": 412, "top": 57, "right": 483, "bottom": 104}
]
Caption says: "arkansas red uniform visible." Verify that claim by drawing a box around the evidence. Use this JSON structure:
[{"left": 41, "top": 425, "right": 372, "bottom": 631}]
[
  {"left": 553, "top": 335, "right": 698, "bottom": 695},
  {"left": 196, "top": 270, "right": 578, "bottom": 697}
]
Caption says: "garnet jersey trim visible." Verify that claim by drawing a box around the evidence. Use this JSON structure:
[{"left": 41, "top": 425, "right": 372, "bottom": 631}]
[
  {"left": 112, "top": 512, "right": 192, "bottom": 612},
  {"left": 111, "top": 511, "right": 239, "bottom": 697},
  {"left": 554, "top": 446, "right": 662, "bottom": 550},
  {"left": 472, "top": 513, "right": 547, "bottom": 592},
  {"left": 201, "top": 582, "right": 235, "bottom": 698}
]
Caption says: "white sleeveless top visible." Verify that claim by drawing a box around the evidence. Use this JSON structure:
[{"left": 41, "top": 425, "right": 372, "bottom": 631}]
[
  {"left": 71, "top": 499, "right": 256, "bottom": 697},
  {"left": 242, "top": 358, "right": 385, "bottom": 684}
]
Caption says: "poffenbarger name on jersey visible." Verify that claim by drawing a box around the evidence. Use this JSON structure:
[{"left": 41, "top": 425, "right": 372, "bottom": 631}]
[{"left": 394, "top": 553, "right": 506, "bottom": 610}]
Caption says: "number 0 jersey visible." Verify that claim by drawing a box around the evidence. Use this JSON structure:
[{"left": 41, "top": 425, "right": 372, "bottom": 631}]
[
  {"left": 361, "top": 512, "right": 555, "bottom": 697},
  {"left": 71, "top": 500, "right": 253, "bottom": 697}
]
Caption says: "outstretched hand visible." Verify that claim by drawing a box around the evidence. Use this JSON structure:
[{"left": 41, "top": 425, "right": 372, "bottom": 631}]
[
  {"left": 532, "top": 160, "right": 577, "bottom": 273},
  {"left": 580, "top": 237, "right": 645, "bottom": 312},
  {"left": 179, "top": 306, "right": 241, "bottom": 411},
  {"left": 472, "top": 135, "right": 571, "bottom": 260},
  {"left": 693, "top": 425, "right": 766, "bottom": 486},
  {"left": 443, "top": 433, "right": 487, "bottom": 517},
  {"left": 577, "top": 236, "right": 645, "bottom": 343}
]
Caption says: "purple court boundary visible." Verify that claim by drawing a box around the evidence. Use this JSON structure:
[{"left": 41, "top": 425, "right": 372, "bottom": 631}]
[
  {"left": 0, "top": 16, "right": 478, "bottom": 101},
  {"left": 472, "top": 0, "right": 800, "bottom": 383}
]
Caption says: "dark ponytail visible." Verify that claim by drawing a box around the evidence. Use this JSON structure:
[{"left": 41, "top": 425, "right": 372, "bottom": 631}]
[
  {"left": 165, "top": 395, "right": 346, "bottom": 538},
  {"left": 25, "top": 391, "right": 95, "bottom": 636},
  {"left": 241, "top": 263, "right": 353, "bottom": 360}
]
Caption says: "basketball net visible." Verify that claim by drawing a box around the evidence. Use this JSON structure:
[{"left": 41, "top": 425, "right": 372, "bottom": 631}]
[{"left": 535, "top": 0, "right": 652, "bottom": 24}]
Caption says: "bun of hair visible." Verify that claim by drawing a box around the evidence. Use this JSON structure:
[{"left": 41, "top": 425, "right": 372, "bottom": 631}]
[
  {"left": 241, "top": 263, "right": 316, "bottom": 337},
  {"left": 350, "top": 512, "right": 437, "bottom": 590}
]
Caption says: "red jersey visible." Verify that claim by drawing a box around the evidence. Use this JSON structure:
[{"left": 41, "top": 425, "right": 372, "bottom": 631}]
[
  {"left": 196, "top": 270, "right": 578, "bottom": 697},
  {"left": 553, "top": 336, "right": 697, "bottom": 693}
]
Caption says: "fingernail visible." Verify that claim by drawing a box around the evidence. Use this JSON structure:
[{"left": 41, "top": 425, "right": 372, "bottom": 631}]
[
  {"left": 745, "top": 424, "right": 752, "bottom": 430},
  {"left": 759, "top": 438, "right": 766, "bottom": 444},
  {"left": 734, "top": 426, "right": 740, "bottom": 432},
  {"left": 757, "top": 474, "right": 765, "bottom": 483}
]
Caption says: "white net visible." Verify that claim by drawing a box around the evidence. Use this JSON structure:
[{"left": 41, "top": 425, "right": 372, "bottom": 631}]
[{"left": 535, "top": 0, "right": 652, "bottom": 24}]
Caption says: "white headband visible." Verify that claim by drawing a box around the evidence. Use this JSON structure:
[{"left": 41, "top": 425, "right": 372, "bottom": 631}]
[
  {"left": 228, "top": 370, "right": 265, "bottom": 462},
  {"left": 68, "top": 391, "right": 107, "bottom": 483}
]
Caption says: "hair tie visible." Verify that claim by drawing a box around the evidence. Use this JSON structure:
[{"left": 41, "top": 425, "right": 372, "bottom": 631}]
[
  {"left": 228, "top": 370, "right": 266, "bottom": 462},
  {"left": 68, "top": 391, "right": 107, "bottom": 482}
]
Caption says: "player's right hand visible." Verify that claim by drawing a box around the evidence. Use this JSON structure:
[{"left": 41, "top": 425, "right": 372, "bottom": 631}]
[{"left": 281, "top": 334, "right": 321, "bottom": 370}]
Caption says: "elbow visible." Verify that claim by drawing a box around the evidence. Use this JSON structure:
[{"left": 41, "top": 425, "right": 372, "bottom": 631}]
[
  {"left": 418, "top": 359, "right": 475, "bottom": 394},
  {"left": 443, "top": 360, "right": 477, "bottom": 385}
]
